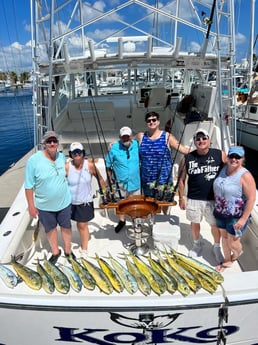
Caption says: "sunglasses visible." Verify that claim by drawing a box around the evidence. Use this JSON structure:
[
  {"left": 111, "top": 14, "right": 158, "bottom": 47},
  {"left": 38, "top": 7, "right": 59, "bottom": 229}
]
[
  {"left": 45, "top": 139, "right": 58, "bottom": 144},
  {"left": 195, "top": 135, "right": 209, "bottom": 142},
  {"left": 146, "top": 118, "right": 157, "bottom": 123},
  {"left": 71, "top": 149, "right": 83, "bottom": 156},
  {"left": 228, "top": 153, "right": 242, "bottom": 160}
]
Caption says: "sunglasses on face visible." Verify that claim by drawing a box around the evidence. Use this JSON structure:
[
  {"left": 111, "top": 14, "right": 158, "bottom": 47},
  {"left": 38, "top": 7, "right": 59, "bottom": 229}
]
[
  {"left": 45, "top": 139, "right": 58, "bottom": 144},
  {"left": 146, "top": 118, "right": 157, "bottom": 123},
  {"left": 71, "top": 149, "right": 83, "bottom": 156},
  {"left": 195, "top": 135, "right": 209, "bottom": 142},
  {"left": 228, "top": 153, "right": 242, "bottom": 160}
]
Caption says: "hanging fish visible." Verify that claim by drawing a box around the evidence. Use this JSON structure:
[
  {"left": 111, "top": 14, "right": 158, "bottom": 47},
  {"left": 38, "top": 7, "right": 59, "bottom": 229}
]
[
  {"left": 58, "top": 264, "right": 82, "bottom": 293},
  {"left": 81, "top": 258, "right": 113, "bottom": 295},
  {"left": 11, "top": 256, "right": 42, "bottom": 291},
  {"left": 106, "top": 253, "right": 138, "bottom": 295},
  {"left": 0, "top": 263, "right": 18, "bottom": 289},
  {"left": 36, "top": 259, "right": 55, "bottom": 294},
  {"left": 43, "top": 256, "right": 70, "bottom": 294}
]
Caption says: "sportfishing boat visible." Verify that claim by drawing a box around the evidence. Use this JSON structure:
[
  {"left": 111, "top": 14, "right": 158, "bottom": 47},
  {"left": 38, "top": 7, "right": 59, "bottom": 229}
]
[
  {"left": 236, "top": 0, "right": 258, "bottom": 151},
  {"left": 0, "top": 1, "right": 258, "bottom": 344},
  {"left": 236, "top": 71, "right": 258, "bottom": 151}
]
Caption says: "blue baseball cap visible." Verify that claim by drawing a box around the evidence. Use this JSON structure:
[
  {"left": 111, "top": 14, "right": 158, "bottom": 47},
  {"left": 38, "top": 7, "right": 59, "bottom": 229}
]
[{"left": 228, "top": 146, "right": 245, "bottom": 157}]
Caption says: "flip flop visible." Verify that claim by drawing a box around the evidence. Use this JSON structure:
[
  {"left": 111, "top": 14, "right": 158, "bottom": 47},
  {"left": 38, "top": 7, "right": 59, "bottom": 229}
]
[
  {"left": 231, "top": 250, "right": 243, "bottom": 262},
  {"left": 216, "top": 262, "right": 232, "bottom": 272}
]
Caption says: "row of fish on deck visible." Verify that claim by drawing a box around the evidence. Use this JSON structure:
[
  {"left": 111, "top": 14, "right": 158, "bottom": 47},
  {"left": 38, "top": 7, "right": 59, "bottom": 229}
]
[{"left": 0, "top": 249, "right": 223, "bottom": 296}]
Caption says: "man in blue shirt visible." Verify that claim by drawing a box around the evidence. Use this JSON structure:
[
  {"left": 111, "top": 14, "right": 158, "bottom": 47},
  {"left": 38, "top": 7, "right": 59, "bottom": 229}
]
[
  {"left": 106, "top": 126, "right": 141, "bottom": 232},
  {"left": 25, "top": 131, "right": 73, "bottom": 264}
]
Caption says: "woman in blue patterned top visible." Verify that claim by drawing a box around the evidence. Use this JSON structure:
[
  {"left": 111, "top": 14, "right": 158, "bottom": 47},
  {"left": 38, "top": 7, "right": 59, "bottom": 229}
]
[{"left": 137, "top": 111, "right": 189, "bottom": 197}]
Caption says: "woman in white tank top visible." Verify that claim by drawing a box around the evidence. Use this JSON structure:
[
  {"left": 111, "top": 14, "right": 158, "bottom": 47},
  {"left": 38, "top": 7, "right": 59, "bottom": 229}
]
[{"left": 66, "top": 142, "right": 106, "bottom": 257}]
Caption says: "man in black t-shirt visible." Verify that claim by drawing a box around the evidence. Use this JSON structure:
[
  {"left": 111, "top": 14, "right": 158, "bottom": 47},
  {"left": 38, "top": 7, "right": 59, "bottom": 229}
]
[{"left": 178, "top": 128, "right": 227, "bottom": 264}]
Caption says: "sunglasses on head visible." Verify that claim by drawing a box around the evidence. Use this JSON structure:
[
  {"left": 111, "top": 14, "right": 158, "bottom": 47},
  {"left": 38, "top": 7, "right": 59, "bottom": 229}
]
[
  {"left": 45, "top": 139, "right": 58, "bottom": 144},
  {"left": 71, "top": 149, "right": 83, "bottom": 156},
  {"left": 195, "top": 135, "right": 209, "bottom": 142},
  {"left": 228, "top": 153, "right": 242, "bottom": 160},
  {"left": 146, "top": 118, "right": 157, "bottom": 123}
]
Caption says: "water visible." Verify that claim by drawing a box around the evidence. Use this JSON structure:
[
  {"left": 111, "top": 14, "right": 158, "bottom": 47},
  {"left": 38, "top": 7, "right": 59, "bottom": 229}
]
[{"left": 0, "top": 89, "right": 34, "bottom": 176}]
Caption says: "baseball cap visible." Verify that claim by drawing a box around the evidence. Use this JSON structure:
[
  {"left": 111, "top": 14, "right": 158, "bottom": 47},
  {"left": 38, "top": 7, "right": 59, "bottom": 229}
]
[
  {"left": 194, "top": 128, "right": 209, "bottom": 137},
  {"left": 42, "top": 131, "right": 59, "bottom": 143},
  {"left": 228, "top": 146, "right": 245, "bottom": 157},
  {"left": 70, "top": 142, "right": 84, "bottom": 152},
  {"left": 120, "top": 126, "right": 132, "bottom": 137}
]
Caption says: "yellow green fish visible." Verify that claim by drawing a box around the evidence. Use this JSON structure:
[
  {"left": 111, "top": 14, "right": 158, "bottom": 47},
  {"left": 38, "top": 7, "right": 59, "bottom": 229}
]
[
  {"left": 81, "top": 258, "right": 113, "bottom": 295},
  {"left": 94, "top": 254, "right": 124, "bottom": 293},
  {"left": 43, "top": 257, "right": 70, "bottom": 294},
  {"left": 11, "top": 256, "right": 42, "bottom": 291}
]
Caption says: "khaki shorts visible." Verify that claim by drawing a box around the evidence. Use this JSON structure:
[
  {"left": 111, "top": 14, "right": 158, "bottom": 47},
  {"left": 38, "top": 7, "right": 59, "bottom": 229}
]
[{"left": 186, "top": 199, "right": 216, "bottom": 225}]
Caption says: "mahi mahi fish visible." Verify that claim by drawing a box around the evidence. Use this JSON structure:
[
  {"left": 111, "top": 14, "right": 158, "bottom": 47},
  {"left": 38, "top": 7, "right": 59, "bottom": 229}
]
[
  {"left": 94, "top": 254, "right": 124, "bottom": 293},
  {"left": 11, "top": 256, "right": 42, "bottom": 291},
  {"left": 170, "top": 248, "right": 224, "bottom": 284},
  {"left": 174, "top": 257, "right": 218, "bottom": 294},
  {"left": 156, "top": 251, "right": 190, "bottom": 296},
  {"left": 106, "top": 253, "right": 138, "bottom": 295},
  {"left": 58, "top": 264, "right": 82, "bottom": 293},
  {"left": 67, "top": 256, "right": 95, "bottom": 290},
  {"left": 43, "top": 257, "right": 70, "bottom": 294},
  {"left": 147, "top": 253, "right": 177, "bottom": 294},
  {"left": 0, "top": 263, "right": 18, "bottom": 289},
  {"left": 163, "top": 251, "right": 201, "bottom": 293},
  {"left": 36, "top": 259, "right": 55, "bottom": 294},
  {"left": 124, "top": 255, "right": 151, "bottom": 296},
  {"left": 128, "top": 253, "right": 167, "bottom": 296},
  {"left": 81, "top": 257, "right": 113, "bottom": 294}
]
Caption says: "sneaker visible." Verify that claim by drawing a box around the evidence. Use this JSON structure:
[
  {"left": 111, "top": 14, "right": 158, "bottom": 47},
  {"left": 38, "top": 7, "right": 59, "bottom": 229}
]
[
  {"left": 115, "top": 220, "right": 126, "bottom": 233},
  {"left": 65, "top": 251, "right": 76, "bottom": 261},
  {"left": 188, "top": 242, "right": 201, "bottom": 258},
  {"left": 213, "top": 245, "right": 224, "bottom": 264},
  {"left": 49, "top": 249, "right": 61, "bottom": 265},
  {"left": 79, "top": 247, "right": 88, "bottom": 258}
]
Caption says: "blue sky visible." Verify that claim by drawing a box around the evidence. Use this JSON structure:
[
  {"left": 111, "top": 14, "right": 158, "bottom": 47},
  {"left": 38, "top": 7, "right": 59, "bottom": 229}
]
[{"left": 0, "top": 0, "right": 257, "bottom": 74}]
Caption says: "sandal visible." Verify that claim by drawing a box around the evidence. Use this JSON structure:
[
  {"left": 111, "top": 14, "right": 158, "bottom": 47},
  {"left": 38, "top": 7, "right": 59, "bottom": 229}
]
[{"left": 216, "top": 262, "right": 233, "bottom": 272}]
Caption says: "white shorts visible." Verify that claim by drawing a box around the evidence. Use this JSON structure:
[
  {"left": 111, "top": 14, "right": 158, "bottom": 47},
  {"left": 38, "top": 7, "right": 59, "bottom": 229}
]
[{"left": 186, "top": 199, "right": 216, "bottom": 225}]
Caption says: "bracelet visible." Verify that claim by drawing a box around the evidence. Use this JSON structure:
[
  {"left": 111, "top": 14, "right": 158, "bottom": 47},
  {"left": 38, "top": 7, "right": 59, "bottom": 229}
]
[{"left": 179, "top": 197, "right": 184, "bottom": 201}]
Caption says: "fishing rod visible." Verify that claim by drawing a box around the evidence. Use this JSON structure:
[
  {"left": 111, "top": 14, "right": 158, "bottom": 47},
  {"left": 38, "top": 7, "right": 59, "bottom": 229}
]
[
  {"left": 79, "top": 105, "right": 108, "bottom": 205},
  {"left": 88, "top": 100, "right": 122, "bottom": 202},
  {"left": 89, "top": 97, "right": 123, "bottom": 201}
]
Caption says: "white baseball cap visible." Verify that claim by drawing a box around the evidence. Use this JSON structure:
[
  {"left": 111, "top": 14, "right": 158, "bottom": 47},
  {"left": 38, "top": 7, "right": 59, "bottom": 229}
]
[
  {"left": 119, "top": 126, "right": 132, "bottom": 137},
  {"left": 194, "top": 128, "right": 209, "bottom": 137},
  {"left": 70, "top": 142, "right": 83, "bottom": 152}
]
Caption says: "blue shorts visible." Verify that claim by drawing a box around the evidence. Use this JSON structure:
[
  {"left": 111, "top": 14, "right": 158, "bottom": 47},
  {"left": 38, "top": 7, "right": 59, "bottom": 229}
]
[
  {"left": 71, "top": 202, "right": 94, "bottom": 222},
  {"left": 38, "top": 204, "right": 72, "bottom": 233},
  {"left": 216, "top": 217, "right": 250, "bottom": 237}
]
